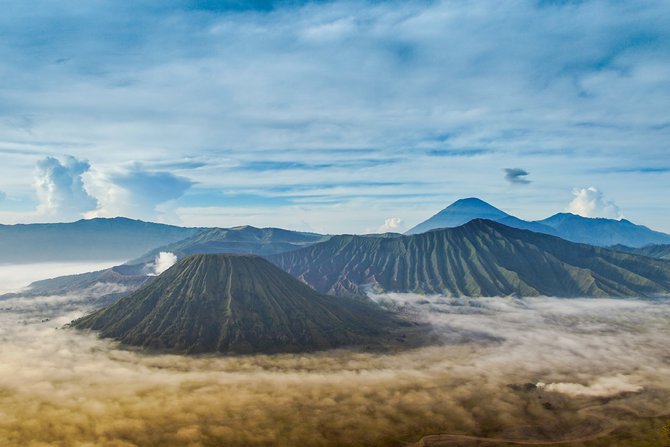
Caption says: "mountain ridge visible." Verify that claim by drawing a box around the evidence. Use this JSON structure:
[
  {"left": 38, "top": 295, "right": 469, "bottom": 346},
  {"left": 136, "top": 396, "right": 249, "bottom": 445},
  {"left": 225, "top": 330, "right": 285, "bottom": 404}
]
[
  {"left": 270, "top": 219, "right": 670, "bottom": 298},
  {"left": 406, "top": 198, "right": 670, "bottom": 247},
  {"left": 129, "top": 225, "right": 329, "bottom": 264},
  {"left": 537, "top": 212, "right": 670, "bottom": 247},
  {"left": 0, "top": 217, "right": 200, "bottom": 263}
]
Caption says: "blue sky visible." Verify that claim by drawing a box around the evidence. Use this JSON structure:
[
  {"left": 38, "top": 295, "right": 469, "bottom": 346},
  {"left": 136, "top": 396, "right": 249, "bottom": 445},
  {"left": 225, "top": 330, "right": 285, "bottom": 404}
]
[{"left": 0, "top": 0, "right": 668, "bottom": 233}]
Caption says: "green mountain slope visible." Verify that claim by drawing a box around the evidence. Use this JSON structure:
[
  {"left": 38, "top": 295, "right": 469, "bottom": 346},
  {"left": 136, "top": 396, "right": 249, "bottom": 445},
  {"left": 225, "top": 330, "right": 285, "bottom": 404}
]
[
  {"left": 269, "top": 219, "right": 670, "bottom": 298},
  {"left": 72, "top": 254, "right": 402, "bottom": 354}
]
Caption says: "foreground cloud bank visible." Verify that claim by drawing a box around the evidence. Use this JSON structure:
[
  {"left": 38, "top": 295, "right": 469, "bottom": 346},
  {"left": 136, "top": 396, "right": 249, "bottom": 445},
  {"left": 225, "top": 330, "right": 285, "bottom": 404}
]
[{"left": 0, "top": 289, "right": 669, "bottom": 446}]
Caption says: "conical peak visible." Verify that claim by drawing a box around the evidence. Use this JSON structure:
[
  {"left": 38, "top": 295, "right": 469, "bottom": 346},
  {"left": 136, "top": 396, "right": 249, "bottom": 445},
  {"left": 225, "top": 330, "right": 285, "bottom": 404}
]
[{"left": 444, "top": 197, "right": 504, "bottom": 212}]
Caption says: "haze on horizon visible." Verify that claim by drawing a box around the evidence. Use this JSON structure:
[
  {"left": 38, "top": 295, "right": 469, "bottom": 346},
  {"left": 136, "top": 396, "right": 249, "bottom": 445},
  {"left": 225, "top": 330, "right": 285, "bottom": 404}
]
[{"left": 0, "top": 0, "right": 668, "bottom": 234}]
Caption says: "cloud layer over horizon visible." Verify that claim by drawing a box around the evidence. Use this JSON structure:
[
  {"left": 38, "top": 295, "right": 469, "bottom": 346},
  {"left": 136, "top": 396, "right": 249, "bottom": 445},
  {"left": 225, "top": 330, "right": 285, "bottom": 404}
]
[{"left": 0, "top": 0, "right": 668, "bottom": 232}]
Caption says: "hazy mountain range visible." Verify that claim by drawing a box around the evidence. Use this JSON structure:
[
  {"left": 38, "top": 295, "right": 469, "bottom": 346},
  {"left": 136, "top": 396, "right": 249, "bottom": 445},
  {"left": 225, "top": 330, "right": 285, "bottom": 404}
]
[
  {"left": 18, "top": 225, "right": 330, "bottom": 300},
  {"left": 3, "top": 198, "right": 669, "bottom": 265},
  {"left": 4, "top": 197, "right": 670, "bottom": 302},
  {"left": 130, "top": 225, "right": 329, "bottom": 264},
  {"left": 406, "top": 197, "right": 670, "bottom": 247},
  {"left": 0, "top": 218, "right": 199, "bottom": 263},
  {"left": 72, "top": 254, "right": 406, "bottom": 354}
]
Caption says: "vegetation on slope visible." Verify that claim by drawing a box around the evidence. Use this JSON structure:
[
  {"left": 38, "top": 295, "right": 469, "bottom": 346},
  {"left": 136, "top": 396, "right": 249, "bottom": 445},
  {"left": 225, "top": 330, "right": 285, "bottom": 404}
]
[
  {"left": 270, "top": 219, "right": 670, "bottom": 298},
  {"left": 72, "top": 254, "right": 403, "bottom": 354}
]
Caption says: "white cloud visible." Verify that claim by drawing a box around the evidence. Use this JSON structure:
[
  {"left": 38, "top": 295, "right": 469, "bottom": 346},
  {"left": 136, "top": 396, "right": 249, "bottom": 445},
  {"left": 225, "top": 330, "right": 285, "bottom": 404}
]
[
  {"left": 376, "top": 217, "right": 405, "bottom": 233},
  {"left": 566, "top": 187, "right": 623, "bottom": 219},
  {"left": 86, "top": 164, "right": 193, "bottom": 222},
  {"left": 538, "top": 375, "right": 643, "bottom": 397},
  {"left": 148, "top": 251, "right": 178, "bottom": 276},
  {"left": 34, "top": 156, "right": 98, "bottom": 221}
]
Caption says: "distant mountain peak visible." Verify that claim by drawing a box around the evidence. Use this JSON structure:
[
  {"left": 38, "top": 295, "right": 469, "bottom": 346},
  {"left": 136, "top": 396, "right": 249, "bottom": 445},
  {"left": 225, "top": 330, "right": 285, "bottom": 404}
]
[
  {"left": 450, "top": 197, "right": 498, "bottom": 207},
  {"left": 405, "top": 197, "right": 509, "bottom": 235},
  {"left": 405, "top": 198, "right": 670, "bottom": 247}
]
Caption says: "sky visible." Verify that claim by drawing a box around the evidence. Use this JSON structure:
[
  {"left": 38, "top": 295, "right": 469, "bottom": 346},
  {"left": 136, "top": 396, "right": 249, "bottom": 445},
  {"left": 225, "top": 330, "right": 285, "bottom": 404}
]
[{"left": 0, "top": 0, "right": 668, "bottom": 234}]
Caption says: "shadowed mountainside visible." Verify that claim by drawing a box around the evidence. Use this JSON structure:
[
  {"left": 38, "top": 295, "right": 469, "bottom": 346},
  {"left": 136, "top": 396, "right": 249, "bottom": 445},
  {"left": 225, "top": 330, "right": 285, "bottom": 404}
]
[
  {"left": 20, "top": 264, "right": 150, "bottom": 299},
  {"left": 611, "top": 243, "right": 670, "bottom": 260},
  {"left": 72, "top": 254, "right": 405, "bottom": 354},
  {"left": 270, "top": 219, "right": 670, "bottom": 298},
  {"left": 130, "top": 225, "right": 329, "bottom": 264}
]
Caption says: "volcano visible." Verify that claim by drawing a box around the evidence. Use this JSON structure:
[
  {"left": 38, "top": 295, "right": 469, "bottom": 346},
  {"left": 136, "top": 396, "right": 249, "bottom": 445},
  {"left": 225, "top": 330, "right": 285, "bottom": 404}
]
[{"left": 72, "top": 254, "right": 402, "bottom": 354}]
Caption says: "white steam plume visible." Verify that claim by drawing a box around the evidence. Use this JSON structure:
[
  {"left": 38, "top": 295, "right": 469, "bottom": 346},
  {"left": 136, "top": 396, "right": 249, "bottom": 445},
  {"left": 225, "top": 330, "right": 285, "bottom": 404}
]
[
  {"left": 566, "top": 187, "right": 623, "bottom": 219},
  {"left": 151, "top": 252, "right": 178, "bottom": 276}
]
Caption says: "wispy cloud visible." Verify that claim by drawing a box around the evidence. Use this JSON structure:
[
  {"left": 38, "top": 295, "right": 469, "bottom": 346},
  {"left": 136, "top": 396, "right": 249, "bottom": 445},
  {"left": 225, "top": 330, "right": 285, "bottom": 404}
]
[
  {"left": 0, "top": 1, "right": 668, "bottom": 231},
  {"left": 427, "top": 149, "right": 492, "bottom": 157}
]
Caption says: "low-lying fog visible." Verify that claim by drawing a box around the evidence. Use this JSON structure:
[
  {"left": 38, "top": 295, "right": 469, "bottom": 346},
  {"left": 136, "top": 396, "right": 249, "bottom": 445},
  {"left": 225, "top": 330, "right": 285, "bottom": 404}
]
[
  {"left": 1, "top": 265, "right": 669, "bottom": 446},
  {"left": 0, "top": 261, "right": 125, "bottom": 294}
]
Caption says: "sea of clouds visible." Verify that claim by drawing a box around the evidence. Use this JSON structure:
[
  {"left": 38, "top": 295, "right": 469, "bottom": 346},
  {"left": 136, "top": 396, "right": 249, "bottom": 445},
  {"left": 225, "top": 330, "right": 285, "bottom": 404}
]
[{"left": 1, "top": 265, "right": 669, "bottom": 446}]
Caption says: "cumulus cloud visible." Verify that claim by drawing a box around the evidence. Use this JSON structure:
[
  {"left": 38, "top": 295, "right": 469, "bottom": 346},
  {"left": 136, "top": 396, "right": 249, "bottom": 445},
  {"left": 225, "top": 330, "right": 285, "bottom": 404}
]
[
  {"left": 504, "top": 168, "right": 531, "bottom": 185},
  {"left": 567, "top": 187, "right": 623, "bottom": 219},
  {"left": 87, "top": 164, "right": 193, "bottom": 221},
  {"left": 148, "top": 251, "right": 178, "bottom": 276},
  {"left": 34, "top": 156, "right": 98, "bottom": 220},
  {"left": 376, "top": 217, "right": 405, "bottom": 233}
]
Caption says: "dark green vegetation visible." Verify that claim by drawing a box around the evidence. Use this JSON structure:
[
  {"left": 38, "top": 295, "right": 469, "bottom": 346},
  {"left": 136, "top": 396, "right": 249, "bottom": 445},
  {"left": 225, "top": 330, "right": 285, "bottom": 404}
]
[
  {"left": 406, "top": 198, "right": 670, "bottom": 248},
  {"left": 0, "top": 217, "right": 198, "bottom": 263},
  {"left": 270, "top": 219, "right": 670, "bottom": 298},
  {"left": 611, "top": 244, "right": 670, "bottom": 260},
  {"left": 130, "top": 225, "right": 328, "bottom": 264},
  {"left": 72, "top": 254, "right": 404, "bottom": 354}
]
